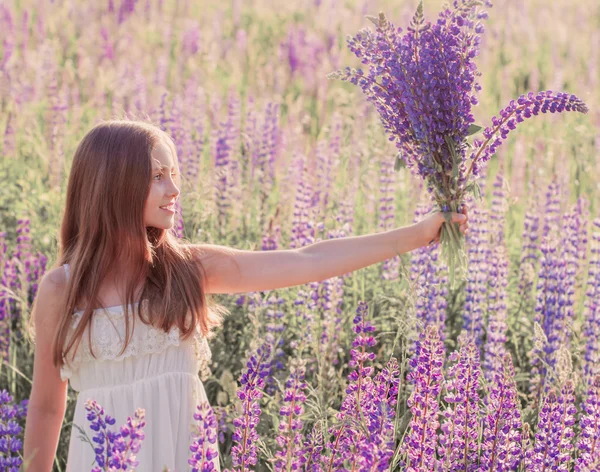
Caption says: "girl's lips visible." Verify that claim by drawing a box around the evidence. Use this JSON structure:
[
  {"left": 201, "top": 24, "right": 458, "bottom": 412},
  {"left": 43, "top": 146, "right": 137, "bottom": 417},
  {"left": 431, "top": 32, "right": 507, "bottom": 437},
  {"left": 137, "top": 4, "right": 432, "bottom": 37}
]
[{"left": 160, "top": 205, "right": 175, "bottom": 213}]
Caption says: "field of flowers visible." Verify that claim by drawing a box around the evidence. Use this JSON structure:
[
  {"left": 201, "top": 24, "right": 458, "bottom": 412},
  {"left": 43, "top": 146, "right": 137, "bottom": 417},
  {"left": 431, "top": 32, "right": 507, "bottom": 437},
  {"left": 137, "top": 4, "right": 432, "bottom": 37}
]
[{"left": 0, "top": 0, "right": 599, "bottom": 470}]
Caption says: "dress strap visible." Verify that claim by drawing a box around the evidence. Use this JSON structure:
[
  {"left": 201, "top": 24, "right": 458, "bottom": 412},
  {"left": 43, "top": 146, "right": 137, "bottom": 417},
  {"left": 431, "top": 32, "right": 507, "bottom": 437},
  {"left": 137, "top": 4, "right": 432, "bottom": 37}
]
[{"left": 64, "top": 263, "right": 70, "bottom": 281}]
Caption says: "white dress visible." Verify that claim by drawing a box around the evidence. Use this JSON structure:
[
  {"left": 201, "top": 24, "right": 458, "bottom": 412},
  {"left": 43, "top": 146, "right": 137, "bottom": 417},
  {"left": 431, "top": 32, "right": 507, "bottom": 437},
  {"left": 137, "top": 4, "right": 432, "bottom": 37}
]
[{"left": 60, "top": 264, "right": 220, "bottom": 471}]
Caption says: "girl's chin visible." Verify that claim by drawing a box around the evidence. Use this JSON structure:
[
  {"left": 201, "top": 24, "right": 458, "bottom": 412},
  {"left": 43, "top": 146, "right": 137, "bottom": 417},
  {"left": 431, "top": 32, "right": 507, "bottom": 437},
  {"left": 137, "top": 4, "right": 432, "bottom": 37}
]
[{"left": 145, "top": 221, "right": 174, "bottom": 230}]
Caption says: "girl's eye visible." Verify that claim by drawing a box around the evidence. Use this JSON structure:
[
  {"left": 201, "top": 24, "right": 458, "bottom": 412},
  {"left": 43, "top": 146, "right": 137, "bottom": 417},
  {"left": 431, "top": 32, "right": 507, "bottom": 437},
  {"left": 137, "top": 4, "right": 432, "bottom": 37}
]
[{"left": 154, "top": 173, "right": 177, "bottom": 181}]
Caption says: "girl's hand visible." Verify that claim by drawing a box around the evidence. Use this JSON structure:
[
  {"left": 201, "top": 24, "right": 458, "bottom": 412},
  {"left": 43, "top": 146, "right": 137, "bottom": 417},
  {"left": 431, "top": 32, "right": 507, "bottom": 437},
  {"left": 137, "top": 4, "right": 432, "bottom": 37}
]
[{"left": 416, "top": 205, "right": 469, "bottom": 247}]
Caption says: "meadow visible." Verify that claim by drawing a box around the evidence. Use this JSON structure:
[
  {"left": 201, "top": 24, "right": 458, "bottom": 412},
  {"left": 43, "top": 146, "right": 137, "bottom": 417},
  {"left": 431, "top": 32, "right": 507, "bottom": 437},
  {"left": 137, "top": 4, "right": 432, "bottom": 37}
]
[{"left": 0, "top": 0, "right": 599, "bottom": 470}]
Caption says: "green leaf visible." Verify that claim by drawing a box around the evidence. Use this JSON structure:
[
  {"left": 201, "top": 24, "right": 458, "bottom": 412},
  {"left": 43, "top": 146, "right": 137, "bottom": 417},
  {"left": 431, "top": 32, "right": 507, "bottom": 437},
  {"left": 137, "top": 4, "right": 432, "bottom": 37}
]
[
  {"left": 444, "top": 135, "right": 460, "bottom": 182},
  {"left": 465, "top": 181, "right": 483, "bottom": 201},
  {"left": 394, "top": 152, "right": 406, "bottom": 172},
  {"left": 467, "top": 124, "right": 483, "bottom": 136}
]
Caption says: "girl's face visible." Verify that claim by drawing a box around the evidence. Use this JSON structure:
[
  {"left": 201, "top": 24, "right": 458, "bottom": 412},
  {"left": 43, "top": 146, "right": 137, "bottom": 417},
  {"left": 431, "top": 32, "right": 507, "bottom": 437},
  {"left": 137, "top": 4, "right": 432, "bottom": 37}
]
[{"left": 144, "top": 139, "right": 181, "bottom": 229}]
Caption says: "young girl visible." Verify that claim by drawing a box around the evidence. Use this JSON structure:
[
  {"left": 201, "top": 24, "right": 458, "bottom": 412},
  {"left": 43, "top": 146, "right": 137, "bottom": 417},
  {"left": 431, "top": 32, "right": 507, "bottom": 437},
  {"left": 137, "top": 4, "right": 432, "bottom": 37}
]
[{"left": 22, "top": 119, "right": 468, "bottom": 471}]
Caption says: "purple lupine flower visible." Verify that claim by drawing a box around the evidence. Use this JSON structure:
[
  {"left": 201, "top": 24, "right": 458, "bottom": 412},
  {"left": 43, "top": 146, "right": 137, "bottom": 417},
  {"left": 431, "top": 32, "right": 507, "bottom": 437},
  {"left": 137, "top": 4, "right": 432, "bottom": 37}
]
[
  {"left": 279, "top": 24, "right": 327, "bottom": 92},
  {"left": 573, "top": 198, "right": 590, "bottom": 271},
  {"left": 527, "top": 389, "right": 558, "bottom": 471},
  {"left": 489, "top": 171, "right": 507, "bottom": 245},
  {"left": 0, "top": 390, "right": 28, "bottom": 472},
  {"left": 528, "top": 380, "right": 577, "bottom": 471},
  {"left": 189, "top": 401, "right": 219, "bottom": 471},
  {"left": 301, "top": 421, "right": 325, "bottom": 472},
  {"left": 224, "top": 89, "right": 243, "bottom": 221},
  {"left": 438, "top": 332, "right": 481, "bottom": 471},
  {"left": 157, "top": 91, "right": 171, "bottom": 130},
  {"left": 479, "top": 353, "right": 523, "bottom": 471},
  {"left": 289, "top": 154, "right": 318, "bottom": 251},
  {"left": 253, "top": 102, "right": 280, "bottom": 217},
  {"left": 186, "top": 83, "right": 206, "bottom": 187},
  {"left": 482, "top": 244, "right": 509, "bottom": 381},
  {"left": 529, "top": 233, "right": 563, "bottom": 398},
  {"left": 231, "top": 341, "right": 273, "bottom": 470},
  {"left": 542, "top": 177, "right": 562, "bottom": 239},
  {"left": 325, "top": 301, "right": 377, "bottom": 471},
  {"left": 182, "top": 21, "right": 201, "bottom": 57},
  {"left": 212, "top": 98, "right": 234, "bottom": 233},
  {"left": 117, "top": 0, "right": 138, "bottom": 24},
  {"left": 529, "top": 207, "right": 578, "bottom": 392},
  {"left": 521, "top": 422, "right": 534, "bottom": 471},
  {"left": 575, "top": 375, "right": 600, "bottom": 471},
  {"left": 518, "top": 209, "right": 541, "bottom": 302},
  {"left": 241, "top": 292, "right": 285, "bottom": 396},
  {"left": 330, "top": 1, "right": 587, "bottom": 284},
  {"left": 84, "top": 399, "right": 146, "bottom": 471},
  {"left": 212, "top": 406, "right": 228, "bottom": 445},
  {"left": 402, "top": 324, "right": 445, "bottom": 471},
  {"left": 110, "top": 408, "right": 146, "bottom": 470},
  {"left": 469, "top": 92, "right": 588, "bottom": 178},
  {"left": 328, "top": 1, "right": 494, "bottom": 284},
  {"left": 463, "top": 205, "right": 490, "bottom": 348},
  {"left": 360, "top": 356, "right": 400, "bottom": 470},
  {"left": 324, "top": 308, "right": 397, "bottom": 472},
  {"left": 410, "top": 201, "right": 448, "bottom": 342},
  {"left": 583, "top": 219, "right": 600, "bottom": 381},
  {"left": 273, "top": 358, "right": 308, "bottom": 472},
  {"left": 554, "top": 207, "right": 582, "bottom": 350},
  {"left": 99, "top": 27, "right": 114, "bottom": 62},
  {"left": 335, "top": 353, "right": 399, "bottom": 470}
]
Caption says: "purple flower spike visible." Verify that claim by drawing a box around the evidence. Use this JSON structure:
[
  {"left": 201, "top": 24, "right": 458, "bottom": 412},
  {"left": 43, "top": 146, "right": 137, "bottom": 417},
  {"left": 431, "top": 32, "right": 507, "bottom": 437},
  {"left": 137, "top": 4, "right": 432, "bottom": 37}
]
[
  {"left": 469, "top": 91, "right": 588, "bottom": 176},
  {"left": 479, "top": 353, "right": 523, "bottom": 471},
  {"left": 402, "top": 324, "right": 445, "bottom": 471},
  {"left": 112, "top": 408, "right": 146, "bottom": 470},
  {"left": 0, "top": 390, "right": 28, "bottom": 472},
  {"left": 326, "top": 301, "right": 378, "bottom": 470},
  {"left": 231, "top": 341, "right": 273, "bottom": 470},
  {"left": 583, "top": 219, "right": 600, "bottom": 381},
  {"left": 273, "top": 358, "right": 308, "bottom": 472},
  {"left": 83, "top": 399, "right": 146, "bottom": 470},
  {"left": 575, "top": 375, "right": 600, "bottom": 472},
  {"left": 330, "top": 1, "right": 588, "bottom": 286},
  {"left": 438, "top": 332, "right": 481, "bottom": 471},
  {"left": 528, "top": 380, "right": 577, "bottom": 471},
  {"left": 189, "top": 401, "right": 219, "bottom": 471}
]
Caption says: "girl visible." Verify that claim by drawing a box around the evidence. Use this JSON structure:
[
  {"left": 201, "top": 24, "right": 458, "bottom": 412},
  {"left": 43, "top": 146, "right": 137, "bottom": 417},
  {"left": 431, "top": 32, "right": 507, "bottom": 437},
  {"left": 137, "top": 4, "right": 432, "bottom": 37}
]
[{"left": 22, "top": 119, "right": 469, "bottom": 471}]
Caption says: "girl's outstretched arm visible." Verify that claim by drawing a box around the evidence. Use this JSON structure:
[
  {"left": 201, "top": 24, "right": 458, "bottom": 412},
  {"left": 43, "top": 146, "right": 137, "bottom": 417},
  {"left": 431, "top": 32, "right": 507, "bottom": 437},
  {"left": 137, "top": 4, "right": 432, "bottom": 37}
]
[
  {"left": 194, "top": 208, "right": 468, "bottom": 295},
  {"left": 23, "top": 268, "right": 69, "bottom": 471}
]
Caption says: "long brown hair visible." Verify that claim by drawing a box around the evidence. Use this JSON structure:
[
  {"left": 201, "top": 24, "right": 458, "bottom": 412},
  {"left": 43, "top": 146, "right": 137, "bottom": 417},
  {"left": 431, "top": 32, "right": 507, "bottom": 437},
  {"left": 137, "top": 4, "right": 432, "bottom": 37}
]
[{"left": 39, "top": 118, "right": 228, "bottom": 369}]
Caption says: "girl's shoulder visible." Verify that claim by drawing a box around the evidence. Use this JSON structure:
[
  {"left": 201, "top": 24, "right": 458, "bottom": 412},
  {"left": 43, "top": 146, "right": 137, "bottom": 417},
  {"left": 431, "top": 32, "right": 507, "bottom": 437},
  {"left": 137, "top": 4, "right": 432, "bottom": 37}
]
[
  {"left": 44, "top": 265, "right": 69, "bottom": 290},
  {"left": 30, "top": 265, "right": 69, "bottom": 336}
]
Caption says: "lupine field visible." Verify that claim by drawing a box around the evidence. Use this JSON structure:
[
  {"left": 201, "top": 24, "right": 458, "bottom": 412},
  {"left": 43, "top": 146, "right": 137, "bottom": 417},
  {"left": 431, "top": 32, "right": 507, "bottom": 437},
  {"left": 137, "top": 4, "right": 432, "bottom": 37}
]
[{"left": 0, "top": 0, "right": 599, "bottom": 470}]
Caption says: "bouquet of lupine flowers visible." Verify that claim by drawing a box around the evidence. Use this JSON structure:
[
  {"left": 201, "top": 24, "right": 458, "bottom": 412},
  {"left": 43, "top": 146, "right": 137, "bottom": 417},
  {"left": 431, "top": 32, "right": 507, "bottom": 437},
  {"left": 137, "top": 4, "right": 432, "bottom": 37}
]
[{"left": 328, "top": 0, "right": 589, "bottom": 285}]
